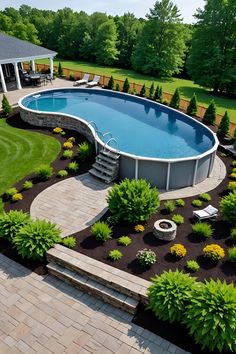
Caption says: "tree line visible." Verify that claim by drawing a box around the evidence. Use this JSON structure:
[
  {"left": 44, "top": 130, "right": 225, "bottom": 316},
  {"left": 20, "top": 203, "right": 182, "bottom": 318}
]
[{"left": 0, "top": 0, "right": 236, "bottom": 96}]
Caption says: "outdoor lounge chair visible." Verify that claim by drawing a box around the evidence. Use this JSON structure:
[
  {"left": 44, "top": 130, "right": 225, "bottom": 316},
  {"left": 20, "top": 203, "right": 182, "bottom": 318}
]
[
  {"left": 193, "top": 204, "right": 218, "bottom": 220},
  {"left": 87, "top": 75, "right": 100, "bottom": 87},
  {"left": 74, "top": 73, "right": 90, "bottom": 86}
]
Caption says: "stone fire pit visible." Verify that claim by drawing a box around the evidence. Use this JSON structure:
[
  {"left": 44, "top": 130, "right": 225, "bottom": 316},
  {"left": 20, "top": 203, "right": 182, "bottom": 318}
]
[{"left": 153, "top": 219, "right": 177, "bottom": 241}]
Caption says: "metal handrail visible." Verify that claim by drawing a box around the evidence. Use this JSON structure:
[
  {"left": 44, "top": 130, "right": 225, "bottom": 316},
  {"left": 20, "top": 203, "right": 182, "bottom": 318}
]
[
  {"left": 104, "top": 137, "right": 118, "bottom": 150},
  {"left": 103, "top": 131, "right": 112, "bottom": 138},
  {"left": 87, "top": 120, "right": 99, "bottom": 132}
]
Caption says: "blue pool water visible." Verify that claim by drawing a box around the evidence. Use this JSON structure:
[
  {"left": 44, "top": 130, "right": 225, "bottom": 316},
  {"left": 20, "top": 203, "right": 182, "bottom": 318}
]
[{"left": 22, "top": 89, "right": 215, "bottom": 159}]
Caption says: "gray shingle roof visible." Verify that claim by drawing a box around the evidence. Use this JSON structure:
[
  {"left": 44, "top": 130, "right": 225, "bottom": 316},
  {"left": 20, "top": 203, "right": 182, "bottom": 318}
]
[{"left": 0, "top": 32, "right": 57, "bottom": 63}]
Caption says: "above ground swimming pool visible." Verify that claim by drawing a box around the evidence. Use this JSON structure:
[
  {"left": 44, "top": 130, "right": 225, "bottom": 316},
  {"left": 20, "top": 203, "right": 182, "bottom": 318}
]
[{"left": 19, "top": 88, "right": 218, "bottom": 190}]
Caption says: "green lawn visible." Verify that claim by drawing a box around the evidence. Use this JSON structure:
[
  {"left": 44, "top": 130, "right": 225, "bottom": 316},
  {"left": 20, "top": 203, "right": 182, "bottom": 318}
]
[
  {"left": 0, "top": 119, "right": 61, "bottom": 212},
  {"left": 37, "top": 58, "right": 236, "bottom": 123}
]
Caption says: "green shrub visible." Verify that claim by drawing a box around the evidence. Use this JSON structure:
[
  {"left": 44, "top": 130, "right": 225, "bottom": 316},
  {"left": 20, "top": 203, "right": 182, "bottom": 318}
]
[
  {"left": 78, "top": 141, "right": 93, "bottom": 161},
  {"left": 161, "top": 99, "right": 169, "bottom": 105},
  {"left": 2, "top": 94, "right": 13, "bottom": 116},
  {"left": 136, "top": 248, "right": 156, "bottom": 267},
  {"left": 118, "top": 236, "right": 132, "bottom": 246},
  {"left": 203, "top": 100, "right": 216, "bottom": 125},
  {"left": 149, "top": 82, "right": 155, "bottom": 98},
  {"left": 91, "top": 221, "right": 112, "bottom": 242},
  {"left": 148, "top": 270, "right": 196, "bottom": 323},
  {"left": 183, "top": 280, "right": 236, "bottom": 352},
  {"left": 220, "top": 191, "right": 236, "bottom": 224},
  {"left": 60, "top": 131, "right": 66, "bottom": 136},
  {"left": 13, "top": 219, "right": 61, "bottom": 260},
  {"left": 106, "top": 215, "right": 119, "bottom": 226},
  {"left": 186, "top": 260, "right": 200, "bottom": 272},
  {"left": 57, "top": 169, "right": 68, "bottom": 177},
  {"left": 69, "top": 74, "right": 74, "bottom": 81},
  {"left": 231, "top": 227, "right": 236, "bottom": 241},
  {"left": 231, "top": 161, "right": 236, "bottom": 167},
  {"left": 199, "top": 193, "right": 211, "bottom": 202},
  {"left": 23, "top": 180, "right": 33, "bottom": 190},
  {"left": 186, "top": 93, "right": 197, "bottom": 116},
  {"left": 115, "top": 83, "right": 120, "bottom": 91},
  {"left": 107, "top": 179, "right": 160, "bottom": 223},
  {"left": 122, "top": 78, "right": 130, "bottom": 93},
  {"left": 68, "top": 161, "right": 79, "bottom": 172},
  {"left": 57, "top": 62, "right": 63, "bottom": 76},
  {"left": 62, "top": 236, "right": 76, "bottom": 249},
  {"left": 218, "top": 111, "right": 230, "bottom": 137},
  {"left": 175, "top": 199, "right": 185, "bottom": 207},
  {"left": 63, "top": 150, "right": 73, "bottom": 159},
  {"left": 192, "top": 222, "right": 213, "bottom": 238},
  {"left": 169, "top": 88, "right": 180, "bottom": 109},
  {"left": 227, "top": 181, "right": 236, "bottom": 191},
  {"left": 140, "top": 84, "right": 146, "bottom": 97},
  {"left": 164, "top": 200, "right": 176, "bottom": 213},
  {"left": 108, "top": 249, "right": 123, "bottom": 261},
  {"left": 191, "top": 199, "right": 202, "bottom": 207},
  {"left": 35, "top": 164, "right": 53, "bottom": 180},
  {"left": 0, "top": 210, "right": 30, "bottom": 241},
  {"left": 172, "top": 214, "right": 184, "bottom": 225},
  {"left": 107, "top": 76, "right": 115, "bottom": 90},
  {"left": 231, "top": 168, "right": 236, "bottom": 174},
  {"left": 5, "top": 187, "right": 18, "bottom": 197},
  {"left": 228, "top": 246, "right": 236, "bottom": 262}
]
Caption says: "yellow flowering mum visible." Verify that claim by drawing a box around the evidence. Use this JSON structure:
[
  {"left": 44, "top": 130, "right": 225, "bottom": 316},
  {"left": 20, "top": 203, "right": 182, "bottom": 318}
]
[
  {"left": 63, "top": 141, "right": 73, "bottom": 150},
  {"left": 170, "top": 244, "right": 187, "bottom": 258},
  {"left": 12, "top": 193, "right": 23, "bottom": 202},
  {"left": 53, "top": 127, "right": 63, "bottom": 133},
  {"left": 135, "top": 224, "right": 145, "bottom": 233},
  {"left": 203, "top": 244, "right": 225, "bottom": 261}
]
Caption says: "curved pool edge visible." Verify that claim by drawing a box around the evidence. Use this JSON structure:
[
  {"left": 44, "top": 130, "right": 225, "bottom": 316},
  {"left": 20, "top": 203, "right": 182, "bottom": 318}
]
[{"left": 18, "top": 87, "right": 219, "bottom": 190}]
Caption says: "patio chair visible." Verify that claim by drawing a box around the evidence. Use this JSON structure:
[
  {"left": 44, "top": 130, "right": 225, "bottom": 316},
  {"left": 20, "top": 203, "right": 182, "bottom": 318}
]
[
  {"left": 87, "top": 75, "right": 100, "bottom": 87},
  {"left": 193, "top": 204, "right": 218, "bottom": 220},
  {"left": 74, "top": 73, "right": 90, "bottom": 86}
]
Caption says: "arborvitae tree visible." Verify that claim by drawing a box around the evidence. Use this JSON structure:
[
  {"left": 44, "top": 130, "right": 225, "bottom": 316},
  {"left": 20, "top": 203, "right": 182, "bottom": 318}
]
[
  {"left": 154, "top": 85, "right": 160, "bottom": 101},
  {"left": 115, "top": 83, "right": 120, "bottom": 91},
  {"left": 218, "top": 111, "right": 230, "bottom": 137},
  {"left": 57, "top": 62, "right": 63, "bottom": 76},
  {"left": 203, "top": 100, "right": 216, "bottom": 125},
  {"left": 122, "top": 78, "right": 130, "bottom": 93},
  {"left": 140, "top": 84, "right": 146, "bottom": 97},
  {"left": 107, "top": 76, "right": 115, "bottom": 90},
  {"left": 149, "top": 82, "right": 155, "bottom": 98},
  {"left": 158, "top": 86, "right": 163, "bottom": 101},
  {"left": 187, "top": 93, "right": 198, "bottom": 116},
  {"left": 1, "top": 94, "right": 12, "bottom": 116},
  {"left": 170, "top": 88, "right": 180, "bottom": 109}
]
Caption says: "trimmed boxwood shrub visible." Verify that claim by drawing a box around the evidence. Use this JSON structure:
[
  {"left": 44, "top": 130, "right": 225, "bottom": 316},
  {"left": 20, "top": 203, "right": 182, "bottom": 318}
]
[
  {"left": 107, "top": 179, "right": 160, "bottom": 222},
  {"left": 220, "top": 191, "right": 236, "bottom": 224},
  {"left": 148, "top": 270, "right": 196, "bottom": 323},
  {"left": 0, "top": 210, "right": 30, "bottom": 241},
  {"left": 13, "top": 220, "right": 61, "bottom": 260},
  {"left": 183, "top": 280, "right": 236, "bottom": 352}
]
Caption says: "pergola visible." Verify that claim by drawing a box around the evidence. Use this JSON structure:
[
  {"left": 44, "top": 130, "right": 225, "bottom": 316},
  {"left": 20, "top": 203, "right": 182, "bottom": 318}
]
[{"left": 0, "top": 32, "right": 57, "bottom": 92}]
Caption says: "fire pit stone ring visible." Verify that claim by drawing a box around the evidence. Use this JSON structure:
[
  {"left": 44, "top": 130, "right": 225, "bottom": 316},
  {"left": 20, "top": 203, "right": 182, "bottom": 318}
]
[{"left": 153, "top": 219, "right": 177, "bottom": 241}]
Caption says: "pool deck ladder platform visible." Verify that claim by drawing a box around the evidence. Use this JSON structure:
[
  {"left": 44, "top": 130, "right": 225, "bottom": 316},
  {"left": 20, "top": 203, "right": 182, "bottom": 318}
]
[{"left": 89, "top": 148, "right": 120, "bottom": 183}]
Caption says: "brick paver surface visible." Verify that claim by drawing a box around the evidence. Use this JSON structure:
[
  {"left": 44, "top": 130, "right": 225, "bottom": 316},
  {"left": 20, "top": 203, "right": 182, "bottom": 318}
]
[
  {"left": 0, "top": 254, "right": 190, "bottom": 354},
  {"left": 30, "top": 173, "right": 111, "bottom": 237}
]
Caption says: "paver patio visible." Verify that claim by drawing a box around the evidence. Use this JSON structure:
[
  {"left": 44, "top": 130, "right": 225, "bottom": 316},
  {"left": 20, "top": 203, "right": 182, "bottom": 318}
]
[{"left": 0, "top": 253, "right": 190, "bottom": 354}]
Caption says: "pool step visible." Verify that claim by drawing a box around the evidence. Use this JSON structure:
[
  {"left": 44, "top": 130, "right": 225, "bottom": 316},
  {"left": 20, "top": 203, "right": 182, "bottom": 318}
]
[{"left": 89, "top": 149, "right": 120, "bottom": 183}]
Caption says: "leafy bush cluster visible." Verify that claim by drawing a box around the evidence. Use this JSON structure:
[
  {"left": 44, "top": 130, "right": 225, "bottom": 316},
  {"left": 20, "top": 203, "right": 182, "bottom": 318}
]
[
  {"left": 118, "top": 236, "right": 132, "bottom": 246},
  {"left": 164, "top": 200, "right": 176, "bottom": 213},
  {"left": 35, "top": 164, "right": 53, "bottom": 180},
  {"left": 228, "top": 181, "right": 236, "bottom": 191},
  {"left": 136, "top": 248, "right": 156, "bottom": 267},
  {"left": 170, "top": 244, "right": 187, "bottom": 258},
  {"left": 106, "top": 215, "right": 119, "bottom": 226},
  {"left": 192, "top": 222, "right": 213, "bottom": 238},
  {"left": 5, "top": 187, "right": 17, "bottom": 198},
  {"left": 191, "top": 199, "right": 202, "bottom": 207},
  {"left": 220, "top": 191, "right": 236, "bottom": 224},
  {"left": 228, "top": 246, "right": 236, "bottom": 262},
  {"left": 107, "top": 179, "right": 160, "bottom": 223},
  {"left": 175, "top": 199, "right": 185, "bottom": 207},
  {"left": 148, "top": 271, "right": 236, "bottom": 352},
  {"left": 108, "top": 249, "right": 123, "bottom": 261},
  {"left": 78, "top": 141, "right": 94, "bottom": 161},
  {"left": 91, "top": 221, "right": 112, "bottom": 242},
  {"left": 0, "top": 210, "right": 30, "bottom": 241},
  {"left": 172, "top": 214, "right": 184, "bottom": 225},
  {"left": 63, "top": 150, "right": 73, "bottom": 159},
  {"left": 68, "top": 161, "right": 79, "bottom": 172},
  {"left": 185, "top": 260, "right": 200, "bottom": 272},
  {"left": 23, "top": 180, "right": 33, "bottom": 190},
  {"left": 203, "top": 244, "right": 225, "bottom": 261},
  {"left": 57, "top": 169, "right": 68, "bottom": 177},
  {"left": 199, "top": 193, "right": 211, "bottom": 202},
  {"left": 62, "top": 236, "right": 76, "bottom": 249}
]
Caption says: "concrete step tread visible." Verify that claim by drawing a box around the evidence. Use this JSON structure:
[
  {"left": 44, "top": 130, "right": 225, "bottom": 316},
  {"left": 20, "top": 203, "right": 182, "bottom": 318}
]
[
  {"left": 97, "top": 154, "right": 119, "bottom": 165},
  {"left": 89, "top": 168, "right": 113, "bottom": 183},
  {"left": 101, "top": 149, "right": 120, "bottom": 160},
  {"left": 47, "top": 245, "right": 150, "bottom": 301},
  {"left": 47, "top": 262, "right": 138, "bottom": 313},
  {"left": 95, "top": 158, "right": 116, "bottom": 170},
  {"left": 92, "top": 163, "right": 117, "bottom": 177}
]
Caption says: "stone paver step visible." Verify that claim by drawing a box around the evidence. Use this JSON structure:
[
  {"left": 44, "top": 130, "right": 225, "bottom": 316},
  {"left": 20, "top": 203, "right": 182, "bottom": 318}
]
[
  {"left": 92, "top": 162, "right": 117, "bottom": 177},
  {"left": 89, "top": 168, "right": 114, "bottom": 183},
  {"left": 47, "top": 244, "right": 150, "bottom": 302},
  {"left": 47, "top": 262, "right": 138, "bottom": 314}
]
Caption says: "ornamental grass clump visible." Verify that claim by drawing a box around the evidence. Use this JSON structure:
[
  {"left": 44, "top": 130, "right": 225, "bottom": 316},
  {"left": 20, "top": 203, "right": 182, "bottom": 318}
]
[
  {"left": 183, "top": 280, "right": 236, "bottom": 352},
  {"left": 191, "top": 199, "right": 202, "bottom": 207},
  {"left": 220, "top": 191, "right": 236, "bottom": 224},
  {"left": 172, "top": 214, "right": 184, "bottom": 225},
  {"left": 199, "top": 193, "right": 211, "bottom": 202},
  {"left": 68, "top": 161, "right": 79, "bottom": 172},
  {"left": 108, "top": 249, "right": 123, "bottom": 261},
  {"left": 175, "top": 199, "right": 185, "bottom": 207},
  {"left": 0, "top": 210, "right": 30, "bottom": 241},
  {"left": 192, "top": 222, "right": 213, "bottom": 238},
  {"left": 185, "top": 260, "right": 200, "bottom": 272},
  {"left": 118, "top": 236, "right": 132, "bottom": 246},
  {"left": 23, "top": 180, "right": 33, "bottom": 190},
  {"left": 5, "top": 187, "right": 18, "bottom": 198},
  {"left": 107, "top": 179, "right": 160, "bottom": 223},
  {"left": 170, "top": 244, "right": 187, "bottom": 258},
  {"left": 62, "top": 236, "right": 76, "bottom": 249},
  {"left": 57, "top": 169, "right": 68, "bottom": 178},
  {"left": 91, "top": 221, "right": 112, "bottom": 242},
  {"left": 148, "top": 270, "right": 196, "bottom": 323},
  {"left": 13, "top": 220, "right": 61, "bottom": 260},
  {"left": 78, "top": 141, "right": 94, "bottom": 161},
  {"left": 164, "top": 200, "right": 176, "bottom": 213},
  {"left": 35, "top": 164, "right": 53, "bottom": 180},
  {"left": 62, "top": 150, "right": 73, "bottom": 159},
  {"left": 203, "top": 244, "right": 225, "bottom": 261},
  {"left": 137, "top": 249, "right": 156, "bottom": 267}
]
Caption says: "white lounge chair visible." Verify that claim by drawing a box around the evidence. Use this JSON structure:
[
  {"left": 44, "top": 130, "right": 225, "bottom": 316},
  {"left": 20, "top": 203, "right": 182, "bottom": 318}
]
[
  {"left": 193, "top": 204, "right": 218, "bottom": 220},
  {"left": 74, "top": 73, "right": 90, "bottom": 86},
  {"left": 87, "top": 75, "right": 100, "bottom": 87}
]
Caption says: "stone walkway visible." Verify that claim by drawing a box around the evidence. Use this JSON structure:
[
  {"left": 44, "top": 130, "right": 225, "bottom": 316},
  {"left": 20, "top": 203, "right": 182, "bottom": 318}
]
[
  {"left": 30, "top": 173, "right": 110, "bottom": 237},
  {"left": 160, "top": 155, "right": 226, "bottom": 200},
  {"left": 0, "top": 254, "right": 189, "bottom": 354}
]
